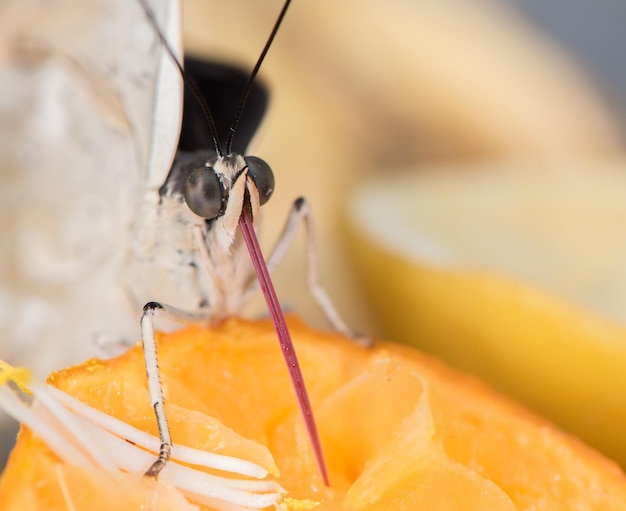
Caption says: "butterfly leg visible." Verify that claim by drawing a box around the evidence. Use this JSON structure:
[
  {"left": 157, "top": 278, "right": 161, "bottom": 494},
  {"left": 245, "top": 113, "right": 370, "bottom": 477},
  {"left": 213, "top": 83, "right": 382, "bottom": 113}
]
[
  {"left": 245, "top": 197, "right": 372, "bottom": 347},
  {"left": 140, "top": 301, "right": 212, "bottom": 478}
]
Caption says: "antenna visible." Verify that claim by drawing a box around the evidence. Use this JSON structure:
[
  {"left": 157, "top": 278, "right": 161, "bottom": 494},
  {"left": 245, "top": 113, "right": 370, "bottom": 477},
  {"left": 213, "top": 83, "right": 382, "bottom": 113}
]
[
  {"left": 226, "top": 0, "right": 292, "bottom": 154},
  {"left": 137, "top": 0, "right": 223, "bottom": 157}
]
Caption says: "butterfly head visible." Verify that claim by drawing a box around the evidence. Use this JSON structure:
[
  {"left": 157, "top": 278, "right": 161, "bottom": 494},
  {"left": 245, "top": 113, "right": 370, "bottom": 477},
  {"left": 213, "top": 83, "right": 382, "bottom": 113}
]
[{"left": 184, "top": 152, "right": 274, "bottom": 222}]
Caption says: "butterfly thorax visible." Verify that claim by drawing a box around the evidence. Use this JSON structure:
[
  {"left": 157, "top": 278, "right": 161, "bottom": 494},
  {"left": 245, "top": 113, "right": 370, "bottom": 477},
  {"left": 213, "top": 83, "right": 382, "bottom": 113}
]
[{"left": 122, "top": 150, "right": 259, "bottom": 321}]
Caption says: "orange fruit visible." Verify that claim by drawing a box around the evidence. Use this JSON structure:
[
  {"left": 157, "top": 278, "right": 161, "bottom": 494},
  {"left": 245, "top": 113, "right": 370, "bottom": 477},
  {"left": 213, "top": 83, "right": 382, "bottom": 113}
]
[{"left": 1, "top": 316, "right": 626, "bottom": 510}]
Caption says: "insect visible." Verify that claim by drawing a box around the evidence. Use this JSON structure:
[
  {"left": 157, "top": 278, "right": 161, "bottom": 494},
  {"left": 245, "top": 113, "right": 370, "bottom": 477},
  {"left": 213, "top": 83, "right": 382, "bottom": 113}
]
[
  {"left": 133, "top": 0, "right": 369, "bottom": 484},
  {"left": 0, "top": 0, "right": 367, "bottom": 478}
]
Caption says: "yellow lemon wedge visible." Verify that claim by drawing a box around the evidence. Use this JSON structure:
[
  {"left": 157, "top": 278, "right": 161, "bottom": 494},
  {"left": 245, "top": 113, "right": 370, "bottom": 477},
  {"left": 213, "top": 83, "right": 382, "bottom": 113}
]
[{"left": 345, "top": 159, "right": 626, "bottom": 467}]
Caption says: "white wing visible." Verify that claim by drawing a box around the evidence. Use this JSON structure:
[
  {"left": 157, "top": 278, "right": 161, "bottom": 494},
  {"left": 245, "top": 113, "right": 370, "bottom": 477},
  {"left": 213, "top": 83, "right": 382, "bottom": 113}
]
[{"left": 0, "top": 0, "right": 182, "bottom": 376}]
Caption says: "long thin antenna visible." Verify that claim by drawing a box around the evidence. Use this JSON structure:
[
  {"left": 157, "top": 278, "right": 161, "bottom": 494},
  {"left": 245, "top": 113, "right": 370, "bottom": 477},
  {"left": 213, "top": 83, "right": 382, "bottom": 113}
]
[
  {"left": 225, "top": 0, "right": 293, "bottom": 154},
  {"left": 138, "top": 0, "right": 224, "bottom": 157}
]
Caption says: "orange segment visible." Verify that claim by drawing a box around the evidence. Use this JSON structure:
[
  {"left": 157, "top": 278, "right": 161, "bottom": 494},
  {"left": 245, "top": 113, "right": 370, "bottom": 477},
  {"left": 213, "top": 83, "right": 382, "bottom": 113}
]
[{"left": 1, "top": 316, "right": 626, "bottom": 510}]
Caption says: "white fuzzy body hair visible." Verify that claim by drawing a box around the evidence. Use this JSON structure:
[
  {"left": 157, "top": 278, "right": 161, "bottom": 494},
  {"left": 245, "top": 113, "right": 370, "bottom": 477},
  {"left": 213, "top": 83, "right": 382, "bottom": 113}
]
[{"left": 123, "top": 152, "right": 261, "bottom": 323}]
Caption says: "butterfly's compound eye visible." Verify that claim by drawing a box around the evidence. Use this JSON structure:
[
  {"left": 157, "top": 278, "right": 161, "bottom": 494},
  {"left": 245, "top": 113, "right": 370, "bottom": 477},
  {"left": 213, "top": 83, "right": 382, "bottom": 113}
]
[
  {"left": 184, "top": 166, "right": 226, "bottom": 219},
  {"left": 245, "top": 156, "right": 275, "bottom": 205}
]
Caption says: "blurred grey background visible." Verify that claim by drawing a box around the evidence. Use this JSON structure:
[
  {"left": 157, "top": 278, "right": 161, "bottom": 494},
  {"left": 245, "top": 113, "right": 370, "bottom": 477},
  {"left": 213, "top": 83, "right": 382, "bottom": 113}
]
[{"left": 507, "top": 0, "right": 626, "bottom": 122}]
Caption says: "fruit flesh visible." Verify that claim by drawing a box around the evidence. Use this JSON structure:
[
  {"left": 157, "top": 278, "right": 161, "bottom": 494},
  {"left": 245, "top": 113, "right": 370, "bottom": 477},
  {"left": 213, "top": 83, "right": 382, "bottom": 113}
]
[{"left": 1, "top": 317, "right": 626, "bottom": 510}]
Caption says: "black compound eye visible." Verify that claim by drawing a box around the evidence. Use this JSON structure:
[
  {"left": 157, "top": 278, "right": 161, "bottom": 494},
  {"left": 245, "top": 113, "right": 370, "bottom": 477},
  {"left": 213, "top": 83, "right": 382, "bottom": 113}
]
[
  {"left": 245, "top": 156, "right": 275, "bottom": 206},
  {"left": 184, "top": 166, "right": 225, "bottom": 219}
]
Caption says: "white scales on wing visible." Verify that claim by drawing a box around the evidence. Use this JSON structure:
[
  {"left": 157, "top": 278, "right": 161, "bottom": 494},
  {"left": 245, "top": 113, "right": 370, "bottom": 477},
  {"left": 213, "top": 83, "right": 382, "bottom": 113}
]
[{"left": 0, "top": 0, "right": 183, "bottom": 376}]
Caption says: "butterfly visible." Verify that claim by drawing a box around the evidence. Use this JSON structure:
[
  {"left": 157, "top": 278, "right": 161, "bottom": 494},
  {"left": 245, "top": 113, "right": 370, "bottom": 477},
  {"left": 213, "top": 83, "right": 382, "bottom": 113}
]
[
  {"left": 0, "top": 0, "right": 369, "bottom": 481},
  {"left": 133, "top": 0, "right": 376, "bottom": 483}
]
